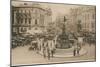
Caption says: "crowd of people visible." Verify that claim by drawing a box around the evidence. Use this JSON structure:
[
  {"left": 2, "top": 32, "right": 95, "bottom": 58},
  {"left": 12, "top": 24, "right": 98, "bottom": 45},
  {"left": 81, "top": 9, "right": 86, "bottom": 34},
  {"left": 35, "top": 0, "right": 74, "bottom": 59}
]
[
  {"left": 12, "top": 33, "right": 88, "bottom": 59},
  {"left": 29, "top": 33, "right": 85, "bottom": 58},
  {"left": 30, "top": 35, "right": 57, "bottom": 60}
]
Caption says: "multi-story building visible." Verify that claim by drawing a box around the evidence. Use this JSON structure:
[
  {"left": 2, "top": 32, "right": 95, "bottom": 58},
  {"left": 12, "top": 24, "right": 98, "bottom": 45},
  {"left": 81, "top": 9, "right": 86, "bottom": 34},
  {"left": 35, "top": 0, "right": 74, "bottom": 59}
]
[
  {"left": 70, "top": 6, "right": 96, "bottom": 34},
  {"left": 12, "top": 2, "right": 52, "bottom": 35}
]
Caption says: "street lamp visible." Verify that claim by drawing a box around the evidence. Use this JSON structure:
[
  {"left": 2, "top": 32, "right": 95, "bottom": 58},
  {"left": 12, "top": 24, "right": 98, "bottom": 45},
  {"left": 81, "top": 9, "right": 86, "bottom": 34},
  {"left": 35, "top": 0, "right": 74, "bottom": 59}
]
[{"left": 77, "top": 20, "right": 82, "bottom": 33}]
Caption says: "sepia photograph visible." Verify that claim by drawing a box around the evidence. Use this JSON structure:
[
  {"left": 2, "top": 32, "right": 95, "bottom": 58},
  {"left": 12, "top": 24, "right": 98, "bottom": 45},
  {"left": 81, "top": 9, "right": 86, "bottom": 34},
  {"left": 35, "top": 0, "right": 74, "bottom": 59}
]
[{"left": 11, "top": 0, "right": 96, "bottom": 66}]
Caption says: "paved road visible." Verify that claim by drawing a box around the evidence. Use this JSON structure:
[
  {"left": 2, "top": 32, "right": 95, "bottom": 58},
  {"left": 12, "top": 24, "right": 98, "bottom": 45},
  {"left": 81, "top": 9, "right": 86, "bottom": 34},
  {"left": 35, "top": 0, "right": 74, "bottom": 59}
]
[{"left": 11, "top": 43, "right": 96, "bottom": 66}]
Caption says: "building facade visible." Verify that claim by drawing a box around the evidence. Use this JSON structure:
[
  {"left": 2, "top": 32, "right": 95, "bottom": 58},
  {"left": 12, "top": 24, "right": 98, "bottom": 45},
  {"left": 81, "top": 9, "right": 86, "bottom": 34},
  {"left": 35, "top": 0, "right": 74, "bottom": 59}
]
[
  {"left": 12, "top": 2, "right": 52, "bottom": 35},
  {"left": 70, "top": 6, "right": 96, "bottom": 34}
]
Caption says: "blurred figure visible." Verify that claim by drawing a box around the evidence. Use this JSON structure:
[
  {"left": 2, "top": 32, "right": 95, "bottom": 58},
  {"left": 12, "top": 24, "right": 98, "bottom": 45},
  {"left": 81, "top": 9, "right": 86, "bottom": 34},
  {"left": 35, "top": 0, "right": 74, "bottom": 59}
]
[
  {"left": 73, "top": 48, "right": 76, "bottom": 56},
  {"left": 78, "top": 36, "right": 83, "bottom": 48},
  {"left": 77, "top": 44, "right": 81, "bottom": 55},
  {"left": 42, "top": 40, "right": 46, "bottom": 58},
  {"left": 73, "top": 39, "right": 77, "bottom": 56},
  {"left": 46, "top": 43, "right": 50, "bottom": 60}
]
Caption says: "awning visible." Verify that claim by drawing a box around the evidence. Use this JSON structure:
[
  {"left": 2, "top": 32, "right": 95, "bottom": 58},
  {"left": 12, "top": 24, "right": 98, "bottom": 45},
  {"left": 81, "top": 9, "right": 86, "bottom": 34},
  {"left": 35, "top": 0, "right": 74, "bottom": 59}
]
[{"left": 26, "top": 27, "right": 43, "bottom": 35}]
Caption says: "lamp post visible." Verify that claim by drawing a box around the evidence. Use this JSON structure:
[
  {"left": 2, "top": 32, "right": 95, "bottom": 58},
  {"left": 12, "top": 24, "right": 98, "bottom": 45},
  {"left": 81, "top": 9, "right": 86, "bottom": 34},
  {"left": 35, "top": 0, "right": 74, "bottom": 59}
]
[{"left": 77, "top": 20, "right": 82, "bottom": 34}]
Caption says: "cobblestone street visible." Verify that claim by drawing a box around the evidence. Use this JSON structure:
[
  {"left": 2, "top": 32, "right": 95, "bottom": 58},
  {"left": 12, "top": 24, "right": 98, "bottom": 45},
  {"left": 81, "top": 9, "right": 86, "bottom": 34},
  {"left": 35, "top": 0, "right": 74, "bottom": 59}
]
[{"left": 11, "top": 43, "right": 95, "bottom": 66}]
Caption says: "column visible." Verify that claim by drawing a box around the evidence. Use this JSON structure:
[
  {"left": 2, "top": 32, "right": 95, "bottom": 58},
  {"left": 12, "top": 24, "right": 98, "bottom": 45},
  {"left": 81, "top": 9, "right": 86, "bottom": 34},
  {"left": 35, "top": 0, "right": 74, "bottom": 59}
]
[{"left": 14, "top": 11, "right": 17, "bottom": 25}]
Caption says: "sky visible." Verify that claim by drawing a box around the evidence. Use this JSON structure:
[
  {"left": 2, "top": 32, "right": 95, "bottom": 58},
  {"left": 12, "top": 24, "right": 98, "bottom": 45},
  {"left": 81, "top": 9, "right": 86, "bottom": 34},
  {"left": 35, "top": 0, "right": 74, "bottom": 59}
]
[{"left": 39, "top": 2, "right": 80, "bottom": 21}]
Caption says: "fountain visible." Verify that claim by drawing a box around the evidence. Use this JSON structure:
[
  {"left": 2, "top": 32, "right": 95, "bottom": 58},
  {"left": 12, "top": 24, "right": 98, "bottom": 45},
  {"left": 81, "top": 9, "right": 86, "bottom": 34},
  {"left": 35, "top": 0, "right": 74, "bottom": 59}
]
[{"left": 57, "top": 16, "right": 71, "bottom": 49}]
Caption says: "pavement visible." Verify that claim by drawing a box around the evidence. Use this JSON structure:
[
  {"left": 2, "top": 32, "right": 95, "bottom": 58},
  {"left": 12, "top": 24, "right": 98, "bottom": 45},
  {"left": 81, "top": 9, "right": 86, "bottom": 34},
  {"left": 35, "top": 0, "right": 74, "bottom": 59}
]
[
  {"left": 38, "top": 46, "right": 87, "bottom": 58},
  {"left": 11, "top": 44, "right": 95, "bottom": 66}
]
